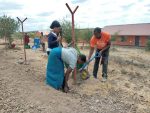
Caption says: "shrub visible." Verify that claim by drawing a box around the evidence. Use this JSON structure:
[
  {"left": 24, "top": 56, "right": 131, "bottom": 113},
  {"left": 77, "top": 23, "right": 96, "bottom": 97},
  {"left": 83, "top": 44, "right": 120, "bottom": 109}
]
[{"left": 146, "top": 40, "right": 150, "bottom": 51}]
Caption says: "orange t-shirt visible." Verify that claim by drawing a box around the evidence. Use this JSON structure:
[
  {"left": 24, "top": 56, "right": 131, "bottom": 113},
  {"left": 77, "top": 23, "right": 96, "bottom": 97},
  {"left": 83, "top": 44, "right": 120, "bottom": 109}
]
[{"left": 90, "top": 31, "right": 111, "bottom": 49}]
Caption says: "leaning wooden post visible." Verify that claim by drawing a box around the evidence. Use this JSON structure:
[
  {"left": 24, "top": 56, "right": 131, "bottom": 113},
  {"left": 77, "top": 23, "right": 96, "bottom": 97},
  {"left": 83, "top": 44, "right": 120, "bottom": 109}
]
[
  {"left": 66, "top": 3, "right": 79, "bottom": 83},
  {"left": 17, "top": 17, "right": 27, "bottom": 64}
]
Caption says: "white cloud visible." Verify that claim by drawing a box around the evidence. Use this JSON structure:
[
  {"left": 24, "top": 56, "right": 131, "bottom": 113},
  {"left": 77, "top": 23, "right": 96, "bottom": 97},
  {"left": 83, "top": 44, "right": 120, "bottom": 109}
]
[{"left": 0, "top": 0, "right": 150, "bottom": 31}]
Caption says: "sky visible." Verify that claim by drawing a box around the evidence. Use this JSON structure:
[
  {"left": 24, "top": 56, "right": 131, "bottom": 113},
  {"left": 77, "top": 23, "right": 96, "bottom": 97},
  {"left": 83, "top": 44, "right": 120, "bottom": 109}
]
[{"left": 0, "top": 0, "right": 150, "bottom": 32}]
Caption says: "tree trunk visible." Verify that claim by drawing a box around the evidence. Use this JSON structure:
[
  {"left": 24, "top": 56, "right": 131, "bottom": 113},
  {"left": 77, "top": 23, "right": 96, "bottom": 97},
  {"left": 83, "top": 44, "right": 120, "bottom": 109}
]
[
  {"left": 4, "top": 35, "right": 8, "bottom": 55},
  {"left": 21, "top": 38, "right": 22, "bottom": 45}
]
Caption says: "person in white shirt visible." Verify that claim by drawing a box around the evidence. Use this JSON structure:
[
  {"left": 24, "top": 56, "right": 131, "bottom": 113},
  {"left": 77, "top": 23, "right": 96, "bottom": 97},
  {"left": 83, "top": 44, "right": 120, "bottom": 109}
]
[{"left": 46, "top": 47, "right": 86, "bottom": 93}]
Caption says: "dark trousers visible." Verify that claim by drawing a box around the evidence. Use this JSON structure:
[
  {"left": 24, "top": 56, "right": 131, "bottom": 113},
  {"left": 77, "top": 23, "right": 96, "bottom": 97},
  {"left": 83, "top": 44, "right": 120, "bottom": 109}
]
[{"left": 93, "top": 49, "right": 109, "bottom": 78}]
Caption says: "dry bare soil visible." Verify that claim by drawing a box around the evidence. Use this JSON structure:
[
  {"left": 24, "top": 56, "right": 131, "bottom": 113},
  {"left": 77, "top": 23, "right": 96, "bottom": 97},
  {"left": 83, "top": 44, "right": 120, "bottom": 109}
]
[{"left": 0, "top": 44, "right": 150, "bottom": 113}]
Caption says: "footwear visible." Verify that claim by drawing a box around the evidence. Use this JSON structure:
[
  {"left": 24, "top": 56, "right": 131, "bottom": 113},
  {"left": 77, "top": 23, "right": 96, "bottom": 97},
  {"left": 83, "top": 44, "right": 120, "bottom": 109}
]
[
  {"left": 93, "top": 75, "right": 97, "bottom": 79},
  {"left": 93, "top": 76, "right": 97, "bottom": 79},
  {"left": 101, "top": 77, "right": 107, "bottom": 82},
  {"left": 102, "top": 73, "right": 107, "bottom": 82}
]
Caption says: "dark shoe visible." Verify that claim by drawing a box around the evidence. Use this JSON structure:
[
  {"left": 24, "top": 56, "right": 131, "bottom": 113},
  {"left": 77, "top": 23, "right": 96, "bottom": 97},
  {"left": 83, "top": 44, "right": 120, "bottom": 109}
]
[
  {"left": 93, "top": 75, "right": 97, "bottom": 79},
  {"left": 102, "top": 73, "right": 107, "bottom": 82},
  {"left": 101, "top": 77, "right": 107, "bottom": 82},
  {"left": 62, "top": 86, "right": 69, "bottom": 93}
]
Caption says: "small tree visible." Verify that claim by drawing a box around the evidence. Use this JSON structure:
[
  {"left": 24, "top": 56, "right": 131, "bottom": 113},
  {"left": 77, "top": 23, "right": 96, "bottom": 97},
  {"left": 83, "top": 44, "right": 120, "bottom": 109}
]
[
  {"left": 111, "top": 32, "right": 119, "bottom": 42},
  {"left": 83, "top": 28, "right": 93, "bottom": 42},
  {"left": 0, "top": 15, "right": 19, "bottom": 48},
  {"left": 11, "top": 32, "right": 23, "bottom": 45},
  {"left": 28, "top": 32, "right": 36, "bottom": 39},
  {"left": 60, "top": 19, "right": 79, "bottom": 43},
  {"left": 146, "top": 39, "right": 150, "bottom": 51},
  {"left": 12, "top": 32, "right": 22, "bottom": 39},
  {"left": 111, "top": 36, "right": 116, "bottom": 42}
]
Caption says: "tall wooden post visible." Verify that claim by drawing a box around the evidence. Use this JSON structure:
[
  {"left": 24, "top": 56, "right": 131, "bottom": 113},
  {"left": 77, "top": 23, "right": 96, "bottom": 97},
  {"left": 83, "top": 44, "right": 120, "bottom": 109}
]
[
  {"left": 66, "top": 3, "right": 79, "bottom": 83},
  {"left": 17, "top": 17, "right": 27, "bottom": 64}
]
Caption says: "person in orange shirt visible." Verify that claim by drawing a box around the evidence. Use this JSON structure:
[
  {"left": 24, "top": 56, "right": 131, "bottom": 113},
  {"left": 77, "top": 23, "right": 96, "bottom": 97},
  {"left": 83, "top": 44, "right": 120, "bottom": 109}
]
[{"left": 88, "top": 27, "right": 111, "bottom": 82}]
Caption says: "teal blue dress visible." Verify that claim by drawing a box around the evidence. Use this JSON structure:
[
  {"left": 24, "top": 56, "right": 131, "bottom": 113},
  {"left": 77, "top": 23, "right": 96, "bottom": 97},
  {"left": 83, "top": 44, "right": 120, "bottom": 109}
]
[{"left": 46, "top": 47, "right": 64, "bottom": 89}]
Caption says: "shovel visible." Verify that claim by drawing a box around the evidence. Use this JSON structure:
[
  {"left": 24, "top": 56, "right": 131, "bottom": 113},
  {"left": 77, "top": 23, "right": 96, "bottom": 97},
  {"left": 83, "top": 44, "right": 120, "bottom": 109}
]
[{"left": 79, "top": 51, "right": 101, "bottom": 71}]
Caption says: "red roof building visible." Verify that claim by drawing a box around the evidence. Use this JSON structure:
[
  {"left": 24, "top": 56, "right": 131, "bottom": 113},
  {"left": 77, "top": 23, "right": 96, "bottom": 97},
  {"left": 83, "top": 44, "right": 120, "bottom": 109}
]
[{"left": 102, "top": 23, "right": 150, "bottom": 47}]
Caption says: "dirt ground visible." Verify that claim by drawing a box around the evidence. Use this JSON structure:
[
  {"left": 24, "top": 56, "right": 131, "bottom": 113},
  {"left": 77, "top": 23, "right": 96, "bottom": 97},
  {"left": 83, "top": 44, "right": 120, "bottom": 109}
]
[{"left": 0, "top": 42, "right": 150, "bottom": 113}]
